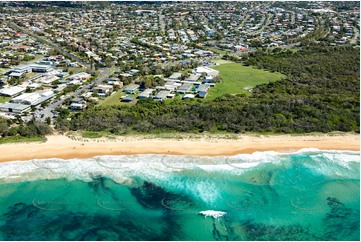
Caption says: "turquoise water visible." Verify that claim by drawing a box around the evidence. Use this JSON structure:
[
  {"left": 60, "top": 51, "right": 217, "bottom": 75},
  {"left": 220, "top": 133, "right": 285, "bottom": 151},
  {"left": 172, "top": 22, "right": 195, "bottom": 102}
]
[{"left": 0, "top": 150, "right": 359, "bottom": 240}]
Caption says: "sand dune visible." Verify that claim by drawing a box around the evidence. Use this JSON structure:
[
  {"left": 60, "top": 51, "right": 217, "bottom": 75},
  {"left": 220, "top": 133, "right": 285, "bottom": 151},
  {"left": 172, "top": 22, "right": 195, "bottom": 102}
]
[{"left": 0, "top": 133, "right": 359, "bottom": 162}]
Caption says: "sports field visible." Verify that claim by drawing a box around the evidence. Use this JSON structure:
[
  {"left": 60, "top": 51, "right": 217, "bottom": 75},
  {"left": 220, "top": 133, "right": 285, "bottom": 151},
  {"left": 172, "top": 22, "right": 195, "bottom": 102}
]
[{"left": 208, "top": 62, "right": 285, "bottom": 99}]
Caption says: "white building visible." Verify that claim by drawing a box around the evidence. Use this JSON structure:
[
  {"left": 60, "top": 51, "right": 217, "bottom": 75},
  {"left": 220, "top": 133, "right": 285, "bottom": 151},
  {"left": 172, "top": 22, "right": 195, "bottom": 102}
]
[
  {"left": 10, "top": 90, "right": 55, "bottom": 106},
  {"left": 70, "top": 103, "right": 87, "bottom": 110},
  {"left": 0, "top": 86, "right": 26, "bottom": 97},
  {"left": 0, "top": 102, "right": 30, "bottom": 114},
  {"left": 194, "top": 67, "right": 220, "bottom": 77},
  {"left": 138, "top": 89, "right": 154, "bottom": 99}
]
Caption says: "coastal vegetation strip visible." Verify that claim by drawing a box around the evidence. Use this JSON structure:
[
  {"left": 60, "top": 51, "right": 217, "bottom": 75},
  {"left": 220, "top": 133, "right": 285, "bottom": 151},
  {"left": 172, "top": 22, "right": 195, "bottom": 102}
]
[
  {"left": 0, "top": 135, "right": 46, "bottom": 144},
  {"left": 0, "top": 46, "right": 359, "bottom": 142},
  {"left": 58, "top": 46, "right": 358, "bottom": 135}
]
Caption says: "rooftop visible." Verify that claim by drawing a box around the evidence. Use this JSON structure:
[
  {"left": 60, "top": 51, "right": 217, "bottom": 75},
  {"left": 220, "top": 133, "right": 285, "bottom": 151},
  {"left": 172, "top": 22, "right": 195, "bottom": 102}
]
[{"left": 124, "top": 84, "right": 140, "bottom": 90}]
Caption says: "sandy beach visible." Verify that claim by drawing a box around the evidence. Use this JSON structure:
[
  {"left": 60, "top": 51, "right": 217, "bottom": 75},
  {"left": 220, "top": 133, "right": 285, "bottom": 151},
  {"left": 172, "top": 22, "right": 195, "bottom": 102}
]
[{"left": 0, "top": 133, "right": 359, "bottom": 162}]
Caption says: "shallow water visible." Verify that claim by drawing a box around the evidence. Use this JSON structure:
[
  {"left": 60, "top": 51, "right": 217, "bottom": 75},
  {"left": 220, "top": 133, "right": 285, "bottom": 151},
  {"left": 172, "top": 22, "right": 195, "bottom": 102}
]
[{"left": 0, "top": 149, "right": 359, "bottom": 240}]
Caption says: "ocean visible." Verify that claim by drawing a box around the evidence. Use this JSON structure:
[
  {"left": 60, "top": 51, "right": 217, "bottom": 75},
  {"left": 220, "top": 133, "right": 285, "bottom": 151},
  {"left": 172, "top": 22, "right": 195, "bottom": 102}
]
[{"left": 0, "top": 149, "right": 359, "bottom": 241}]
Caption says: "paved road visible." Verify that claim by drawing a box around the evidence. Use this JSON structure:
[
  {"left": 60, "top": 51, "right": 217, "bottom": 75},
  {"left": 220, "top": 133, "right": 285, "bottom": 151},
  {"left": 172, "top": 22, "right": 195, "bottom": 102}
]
[
  {"left": 290, "top": 11, "right": 296, "bottom": 25},
  {"left": 6, "top": 21, "right": 91, "bottom": 70},
  {"left": 248, "top": 13, "right": 273, "bottom": 37},
  {"left": 350, "top": 26, "right": 360, "bottom": 45},
  {"left": 237, "top": 13, "right": 250, "bottom": 32},
  {"left": 158, "top": 8, "right": 166, "bottom": 33}
]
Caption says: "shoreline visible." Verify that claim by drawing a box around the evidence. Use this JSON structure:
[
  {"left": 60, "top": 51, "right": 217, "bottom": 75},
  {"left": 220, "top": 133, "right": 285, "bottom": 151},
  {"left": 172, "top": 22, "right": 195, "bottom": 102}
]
[{"left": 0, "top": 133, "right": 359, "bottom": 162}]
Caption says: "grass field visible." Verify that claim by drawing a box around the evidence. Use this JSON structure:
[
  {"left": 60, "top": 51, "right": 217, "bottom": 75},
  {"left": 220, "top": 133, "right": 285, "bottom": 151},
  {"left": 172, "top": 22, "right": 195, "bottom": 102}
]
[
  {"left": 0, "top": 96, "right": 11, "bottom": 104},
  {"left": 98, "top": 90, "right": 137, "bottom": 106},
  {"left": 208, "top": 62, "right": 285, "bottom": 99}
]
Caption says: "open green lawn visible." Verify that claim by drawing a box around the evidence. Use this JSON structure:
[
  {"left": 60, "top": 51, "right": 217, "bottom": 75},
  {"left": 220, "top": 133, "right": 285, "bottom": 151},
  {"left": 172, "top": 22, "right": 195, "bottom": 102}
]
[
  {"left": 208, "top": 62, "right": 285, "bottom": 99},
  {"left": 98, "top": 90, "right": 137, "bottom": 106},
  {"left": 0, "top": 96, "right": 11, "bottom": 104}
]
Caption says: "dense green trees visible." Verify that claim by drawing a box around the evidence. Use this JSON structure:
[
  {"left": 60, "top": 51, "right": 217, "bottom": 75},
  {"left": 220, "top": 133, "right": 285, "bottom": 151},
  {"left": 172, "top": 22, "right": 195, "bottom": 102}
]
[{"left": 0, "top": 117, "right": 52, "bottom": 139}]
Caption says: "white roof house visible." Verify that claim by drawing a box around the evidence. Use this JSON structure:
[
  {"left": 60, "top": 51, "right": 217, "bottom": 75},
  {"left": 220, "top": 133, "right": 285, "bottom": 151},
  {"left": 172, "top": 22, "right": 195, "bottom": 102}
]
[
  {"left": 183, "top": 94, "right": 195, "bottom": 100},
  {"left": 93, "top": 85, "right": 113, "bottom": 94},
  {"left": 138, "top": 89, "right": 154, "bottom": 99},
  {"left": 70, "top": 103, "right": 86, "bottom": 110},
  {"left": 9, "top": 72, "right": 26, "bottom": 78},
  {"left": 176, "top": 83, "right": 193, "bottom": 94},
  {"left": 124, "top": 84, "right": 140, "bottom": 94},
  {"left": 153, "top": 90, "right": 170, "bottom": 101},
  {"left": 169, "top": 72, "right": 183, "bottom": 80},
  {"left": 187, "top": 74, "right": 201, "bottom": 82},
  {"left": 194, "top": 67, "right": 219, "bottom": 77},
  {"left": 197, "top": 84, "right": 211, "bottom": 98}
]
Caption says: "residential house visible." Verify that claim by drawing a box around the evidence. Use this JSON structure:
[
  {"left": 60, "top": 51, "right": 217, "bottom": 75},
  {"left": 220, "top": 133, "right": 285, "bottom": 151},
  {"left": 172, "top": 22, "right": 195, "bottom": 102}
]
[
  {"left": 93, "top": 84, "right": 113, "bottom": 97},
  {"left": 187, "top": 74, "right": 201, "bottom": 82},
  {"left": 169, "top": 72, "right": 183, "bottom": 80},
  {"left": 31, "top": 64, "right": 53, "bottom": 73},
  {"left": 176, "top": 83, "right": 193, "bottom": 94},
  {"left": 153, "top": 90, "right": 170, "bottom": 101},
  {"left": 123, "top": 84, "right": 140, "bottom": 94},
  {"left": 70, "top": 103, "right": 87, "bottom": 110},
  {"left": 122, "top": 96, "right": 133, "bottom": 102},
  {"left": 138, "top": 89, "right": 154, "bottom": 99},
  {"left": 197, "top": 84, "right": 210, "bottom": 98},
  {"left": 70, "top": 97, "right": 86, "bottom": 110}
]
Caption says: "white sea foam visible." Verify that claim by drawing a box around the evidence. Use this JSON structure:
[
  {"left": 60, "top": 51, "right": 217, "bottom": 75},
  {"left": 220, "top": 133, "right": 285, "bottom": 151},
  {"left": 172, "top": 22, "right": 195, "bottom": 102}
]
[
  {"left": 305, "top": 152, "right": 360, "bottom": 178},
  {"left": 293, "top": 148, "right": 360, "bottom": 156},
  {"left": 196, "top": 164, "right": 235, "bottom": 171},
  {"left": 198, "top": 210, "right": 227, "bottom": 219},
  {"left": 0, "top": 150, "right": 358, "bottom": 184},
  {"left": 225, "top": 161, "right": 262, "bottom": 169}
]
